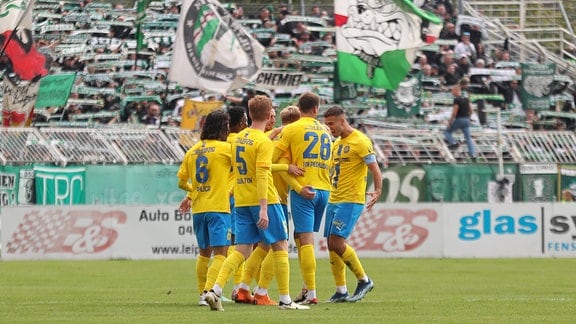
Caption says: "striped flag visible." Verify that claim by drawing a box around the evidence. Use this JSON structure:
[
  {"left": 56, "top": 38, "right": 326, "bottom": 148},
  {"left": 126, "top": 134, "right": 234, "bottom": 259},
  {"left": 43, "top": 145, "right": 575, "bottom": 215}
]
[
  {"left": 169, "top": 0, "right": 264, "bottom": 94},
  {"left": 335, "top": 0, "right": 442, "bottom": 90}
]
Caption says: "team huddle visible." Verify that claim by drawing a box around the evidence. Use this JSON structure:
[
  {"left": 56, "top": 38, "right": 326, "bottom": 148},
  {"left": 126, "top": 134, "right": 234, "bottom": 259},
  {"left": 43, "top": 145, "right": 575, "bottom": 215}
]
[{"left": 176, "top": 92, "right": 383, "bottom": 311}]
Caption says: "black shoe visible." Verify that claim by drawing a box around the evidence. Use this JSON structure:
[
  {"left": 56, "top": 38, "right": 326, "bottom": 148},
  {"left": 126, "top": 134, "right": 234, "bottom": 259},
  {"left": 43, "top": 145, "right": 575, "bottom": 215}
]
[{"left": 448, "top": 143, "right": 460, "bottom": 150}]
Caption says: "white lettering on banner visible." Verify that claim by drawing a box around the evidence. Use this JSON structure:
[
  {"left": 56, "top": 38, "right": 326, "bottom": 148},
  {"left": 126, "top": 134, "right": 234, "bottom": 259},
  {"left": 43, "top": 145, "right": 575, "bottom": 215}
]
[
  {"left": 0, "top": 173, "right": 16, "bottom": 189},
  {"left": 520, "top": 163, "right": 557, "bottom": 174},
  {"left": 382, "top": 168, "right": 425, "bottom": 202},
  {"left": 88, "top": 189, "right": 143, "bottom": 204},
  {"left": 0, "top": 172, "right": 17, "bottom": 206},
  {"left": 560, "top": 168, "right": 576, "bottom": 176},
  {"left": 36, "top": 174, "right": 84, "bottom": 205},
  {"left": 0, "top": 191, "right": 16, "bottom": 206}
]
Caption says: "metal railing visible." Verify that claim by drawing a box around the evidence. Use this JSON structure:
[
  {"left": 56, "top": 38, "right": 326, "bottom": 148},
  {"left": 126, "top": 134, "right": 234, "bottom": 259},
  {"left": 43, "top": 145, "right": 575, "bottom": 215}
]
[
  {"left": 3, "top": 125, "right": 576, "bottom": 166},
  {"left": 0, "top": 127, "right": 193, "bottom": 166},
  {"left": 464, "top": 0, "right": 576, "bottom": 80}
]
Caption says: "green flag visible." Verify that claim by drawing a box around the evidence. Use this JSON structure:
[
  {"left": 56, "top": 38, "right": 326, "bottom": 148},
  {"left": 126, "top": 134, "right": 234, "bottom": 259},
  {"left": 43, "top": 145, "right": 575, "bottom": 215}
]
[
  {"left": 334, "top": 0, "right": 442, "bottom": 90},
  {"left": 521, "top": 62, "right": 555, "bottom": 111},
  {"left": 386, "top": 72, "right": 422, "bottom": 118},
  {"left": 35, "top": 73, "right": 77, "bottom": 108},
  {"left": 333, "top": 61, "right": 357, "bottom": 103},
  {"left": 136, "top": 0, "right": 147, "bottom": 52}
]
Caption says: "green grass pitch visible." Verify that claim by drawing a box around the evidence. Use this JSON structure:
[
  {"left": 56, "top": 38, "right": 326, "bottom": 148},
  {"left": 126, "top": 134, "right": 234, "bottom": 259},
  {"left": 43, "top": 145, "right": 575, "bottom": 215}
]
[{"left": 1, "top": 258, "right": 574, "bottom": 323}]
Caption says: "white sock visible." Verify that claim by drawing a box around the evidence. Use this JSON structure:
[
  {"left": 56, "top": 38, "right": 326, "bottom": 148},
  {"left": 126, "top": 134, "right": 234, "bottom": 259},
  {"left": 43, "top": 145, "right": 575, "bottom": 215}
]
[
  {"left": 254, "top": 286, "right": 268, "bottom": 296},
  {"left": 307, "top": 289, "right": 317, "bottom": 299},
  {"left": 336, "top": 285, "right": 347, "bottom": 294},
  {"left": 212, "top": 284, "right": 223, "bottom": 297},
  {"left": 239, "top": 282, "right": 250, "bottom": 291},
  {"left": 279, "top": 295, "right": 291, "bottom": 304}
]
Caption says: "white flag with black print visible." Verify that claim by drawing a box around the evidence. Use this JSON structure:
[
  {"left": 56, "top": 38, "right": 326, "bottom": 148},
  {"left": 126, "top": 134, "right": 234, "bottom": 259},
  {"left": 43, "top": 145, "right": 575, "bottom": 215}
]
[{"left": 169, "top": 0, "right": 264, "bottom": 94}]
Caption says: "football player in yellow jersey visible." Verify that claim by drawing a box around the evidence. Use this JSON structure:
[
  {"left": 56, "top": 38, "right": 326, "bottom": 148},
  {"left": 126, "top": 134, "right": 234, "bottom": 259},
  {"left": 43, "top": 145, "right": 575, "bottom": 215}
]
[
  {"left": 234, "top": 106, "right": 313, "bottom": 306},
  {"left": 322, "top": 106, "right": 382, "bottom": 303},
  {"left": 176, "top": 109, "right": 232, "bottom": 307},
  {"left": 204, "top": 95, "right": 309, "bottom": 311},
  {"left": 273, "top": 92, "right": 332, "bottom": 305},
  {"left": 226, "top": 107, "right": 249, "bottom": 302},
  {"left": 238, "top": 105, "right": 303, "bottom": 306},
  {"left": 272, "top": 106, "right": 301, "bottom": 220}
]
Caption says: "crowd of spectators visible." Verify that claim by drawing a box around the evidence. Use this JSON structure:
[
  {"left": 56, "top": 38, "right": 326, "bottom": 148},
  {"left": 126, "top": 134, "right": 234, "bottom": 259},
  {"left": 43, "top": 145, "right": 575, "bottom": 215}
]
[
  {"left": 25, "top": 1, "right": 343, "bottom": 127},
  {"left": 7, "top": 1, "right": 574, "bottom": 132},
  {"left": 420, "top": 1, "right": 576, "bottom": 130}
]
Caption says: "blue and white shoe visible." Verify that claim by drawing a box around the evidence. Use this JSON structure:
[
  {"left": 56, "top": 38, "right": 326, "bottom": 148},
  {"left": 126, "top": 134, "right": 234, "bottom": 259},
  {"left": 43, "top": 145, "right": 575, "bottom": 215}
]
[
  {"left": 327, "top": 292, "right": 349, "bottom": 303},
  {"left": 348, "top": 279, "right": 374, "bottom": 302}
]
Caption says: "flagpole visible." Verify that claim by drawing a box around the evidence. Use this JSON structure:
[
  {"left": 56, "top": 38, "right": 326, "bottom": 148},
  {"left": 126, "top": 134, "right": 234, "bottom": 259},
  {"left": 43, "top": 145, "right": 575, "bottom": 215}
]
[{"left": 134, "top": 0, "right": 146, "bottom": 70}]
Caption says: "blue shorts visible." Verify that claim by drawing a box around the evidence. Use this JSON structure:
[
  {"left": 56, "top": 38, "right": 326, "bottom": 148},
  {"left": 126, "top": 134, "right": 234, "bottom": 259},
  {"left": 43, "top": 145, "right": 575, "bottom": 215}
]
[
  {"left": 235, "top": 204, "right": 288, "bottom": 245},
  {"left": 193, "top": 212, "right": 231, "bottom": 249},
  {"left": 230, "top": 196, "right": 237, "bottom": 236},
  {"left": 281, "top": 203, "right": 289, "bottom": 234},
  {"left": 323, "top": 203, "right": 365, "bottom": 239},
  {"left": 290, "top": 189, "right": 329, "bottom": 234}
]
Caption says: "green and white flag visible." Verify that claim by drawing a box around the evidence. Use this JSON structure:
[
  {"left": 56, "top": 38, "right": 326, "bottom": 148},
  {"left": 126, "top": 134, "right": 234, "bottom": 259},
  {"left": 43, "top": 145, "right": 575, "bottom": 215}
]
[
  {"left": 334, "top": 0, "right": 442, "bottom": 90},
  {"left": 386, "top": 72, "right": 422, "bottom": 117},
  {"left": 169, "top": 0, "right": 264, "bottom": 94},
  {"left": 35, "top": 73, "right": 76, "bottom": 108},
  {"left": 521, "top": 62, "right": 555, "bottom": 111}
]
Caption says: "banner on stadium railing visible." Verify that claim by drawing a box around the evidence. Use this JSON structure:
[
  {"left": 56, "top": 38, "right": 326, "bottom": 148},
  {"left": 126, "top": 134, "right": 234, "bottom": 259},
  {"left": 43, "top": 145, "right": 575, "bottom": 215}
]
[
  {"left": 372, "top": 164, "right": 520, "bottom": 203},
  {"left": 379, "top": 165, "right": 426, "bottom": 203},
  {"left": 84, "top": 165, "right": 184, "bottom": 205},
  {"left": 521, "top": 62, "right": 555, "bottom": 111},
  {"left": 519, "top": 163, "right": 558, "bottom": 202},
  {"left": 34, "top": 166, "right": 86, "bottom": 205},
  {"left": 254, "top": 70, "right": 304, "bottom": 90},
  {"left": 2, "top": 202, "right": 575, "bottom": 260},
  {"left": 1, "top": 165, "right": 188, "bottom": 206},
  {"left": 421, "top": 164, "right": 519, "bottom": 202}
]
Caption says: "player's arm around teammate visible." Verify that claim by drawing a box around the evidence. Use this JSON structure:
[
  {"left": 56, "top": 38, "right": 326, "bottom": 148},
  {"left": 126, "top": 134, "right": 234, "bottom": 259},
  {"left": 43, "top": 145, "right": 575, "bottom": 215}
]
[
  {"left": 203, "top": 95, "right": 309, "bottom": 311},
  {"left": 272, "top": 92, "right": 332, "bottom": 305}
]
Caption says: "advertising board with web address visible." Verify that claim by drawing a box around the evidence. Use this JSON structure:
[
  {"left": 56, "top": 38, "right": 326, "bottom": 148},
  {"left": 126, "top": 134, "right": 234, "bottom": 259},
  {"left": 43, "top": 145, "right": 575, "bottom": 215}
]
[{"left": 1, "top": 203, "right": 575, "bottom": 260}]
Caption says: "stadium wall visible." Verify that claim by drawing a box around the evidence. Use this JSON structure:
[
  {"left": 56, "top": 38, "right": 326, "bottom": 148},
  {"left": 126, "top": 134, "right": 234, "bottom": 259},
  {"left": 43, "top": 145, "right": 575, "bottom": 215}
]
[
  {"left": 0, "top": 163, "right": 574, "bottom": 206},
  {"left": 1, "top": 202, "right": 575, "bottom": 260}
]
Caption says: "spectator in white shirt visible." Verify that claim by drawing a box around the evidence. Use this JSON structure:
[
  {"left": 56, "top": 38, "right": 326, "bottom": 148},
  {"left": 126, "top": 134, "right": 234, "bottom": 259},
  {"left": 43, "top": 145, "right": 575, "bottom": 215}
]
[{"left": 454, "top": 32, "right": 477, "bottom": 63}]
